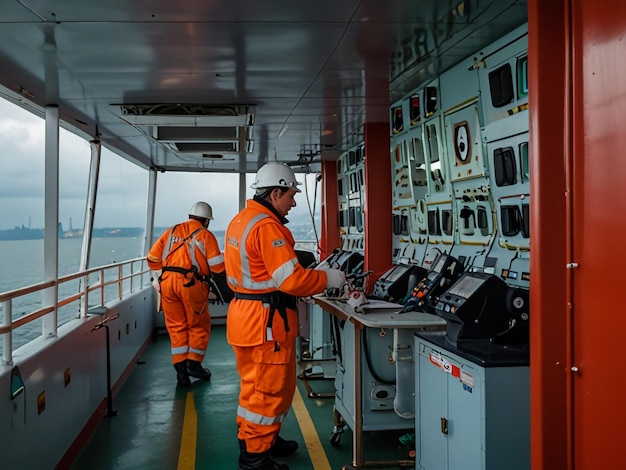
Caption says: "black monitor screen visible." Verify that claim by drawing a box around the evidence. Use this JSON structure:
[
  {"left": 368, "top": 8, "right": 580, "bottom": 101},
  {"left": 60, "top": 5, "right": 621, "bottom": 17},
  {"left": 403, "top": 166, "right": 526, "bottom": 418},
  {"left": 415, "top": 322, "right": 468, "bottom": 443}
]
[
  {"left": 384, "top": 265, "right": 409, "bottom": 283},
  {"left": 447, "top": 275, "right": 485, "bottom": 299}
]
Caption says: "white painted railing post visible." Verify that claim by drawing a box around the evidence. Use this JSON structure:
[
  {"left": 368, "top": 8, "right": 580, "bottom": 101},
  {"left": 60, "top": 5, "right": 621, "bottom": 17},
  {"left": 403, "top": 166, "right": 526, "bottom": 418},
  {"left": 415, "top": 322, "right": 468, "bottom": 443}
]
[{"left": 1, "top": 299, "right": 13, "bottom": 365}]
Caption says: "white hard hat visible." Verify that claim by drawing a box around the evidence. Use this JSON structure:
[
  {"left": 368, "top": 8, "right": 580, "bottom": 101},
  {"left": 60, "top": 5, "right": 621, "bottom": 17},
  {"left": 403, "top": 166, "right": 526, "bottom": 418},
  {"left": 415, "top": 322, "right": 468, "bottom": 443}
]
[
  {"left": 251, "top": 162, "right": 302, "bottom": 193},
  {"left": 189, "top": 201, "right": 213, "bottom": 220}
]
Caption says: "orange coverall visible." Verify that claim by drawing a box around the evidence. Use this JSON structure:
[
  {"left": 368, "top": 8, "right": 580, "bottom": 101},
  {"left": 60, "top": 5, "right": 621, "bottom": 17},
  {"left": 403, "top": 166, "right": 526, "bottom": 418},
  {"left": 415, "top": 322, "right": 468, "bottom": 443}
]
[
  {"left": 147, "top": 219, "right": 225, "bottom": 365},
  {"left": 224, "top": 198, "right": 327, "bottom": 454}
]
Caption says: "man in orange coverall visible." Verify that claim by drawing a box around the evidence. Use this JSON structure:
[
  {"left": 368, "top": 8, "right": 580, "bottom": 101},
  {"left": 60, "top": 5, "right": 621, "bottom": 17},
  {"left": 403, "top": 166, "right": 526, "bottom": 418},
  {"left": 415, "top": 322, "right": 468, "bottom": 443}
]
[
  {"left": 147, "top": 201, "right": 225, "bottom": 387},
  {"left": 224, "top": 162, "right": 346, "bottom": 470}
]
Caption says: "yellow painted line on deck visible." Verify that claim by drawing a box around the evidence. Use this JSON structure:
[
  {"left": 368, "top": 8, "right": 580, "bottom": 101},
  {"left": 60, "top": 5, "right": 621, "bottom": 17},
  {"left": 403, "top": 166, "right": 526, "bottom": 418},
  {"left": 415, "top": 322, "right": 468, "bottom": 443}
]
[
  {"left": 292, "top": 387, "right": 332, "bottom": 470},
  {"left": 178, "top": 392, "right": 197, "bottom": 470}
]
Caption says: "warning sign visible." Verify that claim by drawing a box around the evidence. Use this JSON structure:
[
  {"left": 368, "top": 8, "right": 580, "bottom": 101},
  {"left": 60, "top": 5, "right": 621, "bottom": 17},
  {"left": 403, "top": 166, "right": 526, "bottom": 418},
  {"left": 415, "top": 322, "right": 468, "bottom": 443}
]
[{"left": 429, "top": 352, "right": 474, "bottom": 388}]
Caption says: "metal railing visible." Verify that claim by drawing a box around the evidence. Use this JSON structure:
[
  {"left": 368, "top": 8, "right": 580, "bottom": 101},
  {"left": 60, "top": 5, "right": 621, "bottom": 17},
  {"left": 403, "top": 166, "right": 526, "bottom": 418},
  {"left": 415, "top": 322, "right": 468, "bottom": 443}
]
[{"left": 0, "top": 257, "right": 151, "bottom": 365}]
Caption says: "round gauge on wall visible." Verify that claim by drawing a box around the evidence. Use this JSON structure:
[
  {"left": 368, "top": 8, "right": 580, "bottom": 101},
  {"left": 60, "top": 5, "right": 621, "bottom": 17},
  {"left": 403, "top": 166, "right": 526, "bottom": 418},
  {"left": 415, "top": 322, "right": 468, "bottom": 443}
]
[{"left": 454, "top": 121, "right": 471, "bottom": 164}]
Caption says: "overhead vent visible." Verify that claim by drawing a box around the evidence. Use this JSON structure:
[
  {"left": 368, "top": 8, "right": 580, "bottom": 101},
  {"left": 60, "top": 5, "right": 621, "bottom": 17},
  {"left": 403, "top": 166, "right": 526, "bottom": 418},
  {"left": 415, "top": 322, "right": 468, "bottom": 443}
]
[
  {"left": 156, "top": 126, "right": 238, "bottom": 142},
  {"left": 117, "top": 104, "right": 255, "bottom": 156},
  {"left": 171, "top": 142, "right": 237, "bottom": 153},
  {"left": 119, "top": 104, "right": 255, "bottom": 127},
  {"left": 157, "top": 127, "right": 241, "bottom": 153}
]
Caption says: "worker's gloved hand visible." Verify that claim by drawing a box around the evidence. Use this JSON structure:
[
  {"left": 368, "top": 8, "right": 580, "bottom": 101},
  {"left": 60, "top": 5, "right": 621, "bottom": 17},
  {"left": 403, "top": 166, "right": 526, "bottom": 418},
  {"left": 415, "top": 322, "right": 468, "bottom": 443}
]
[
  {"left": 314, "top": 261, "right": 331, "bottom": 271},
  {"left": 325, "top": 268, "right": 346, "bottom": 290}
]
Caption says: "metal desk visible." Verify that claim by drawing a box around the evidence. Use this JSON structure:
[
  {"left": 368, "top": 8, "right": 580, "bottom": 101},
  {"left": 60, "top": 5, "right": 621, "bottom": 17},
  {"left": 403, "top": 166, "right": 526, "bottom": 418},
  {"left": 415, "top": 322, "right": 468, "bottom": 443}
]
[{"left": 314, "top": 296, "right": 446, "bottom": 469}]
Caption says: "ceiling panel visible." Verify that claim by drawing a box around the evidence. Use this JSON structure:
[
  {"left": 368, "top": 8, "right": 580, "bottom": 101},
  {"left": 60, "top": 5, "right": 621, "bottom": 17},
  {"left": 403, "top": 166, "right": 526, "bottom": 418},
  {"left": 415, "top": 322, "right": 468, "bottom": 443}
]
[{"left": 0, "top": 0, "right": 527, "bottom": 173}]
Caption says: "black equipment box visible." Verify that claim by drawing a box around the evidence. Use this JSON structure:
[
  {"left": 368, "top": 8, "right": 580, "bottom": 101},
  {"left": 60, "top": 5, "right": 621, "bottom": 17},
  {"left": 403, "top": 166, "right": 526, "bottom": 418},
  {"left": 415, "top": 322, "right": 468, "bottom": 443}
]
[
  {"left": 435, "top": 272, "right": 512, "bottom": 345},
  {"left": 370, "top": 263, "right": 427, "bottom": 303}
]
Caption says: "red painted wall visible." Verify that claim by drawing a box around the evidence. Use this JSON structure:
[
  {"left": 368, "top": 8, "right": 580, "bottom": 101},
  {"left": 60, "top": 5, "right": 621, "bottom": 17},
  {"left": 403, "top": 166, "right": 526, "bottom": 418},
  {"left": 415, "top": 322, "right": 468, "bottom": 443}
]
[
  {"left": 320, "top": 160, "right": 340, "bottom": 260},
  {"left": 363, "top": 123, "right": 392, "bottom": 280},
  {"left": 531, "top": 1, "right": 626, "bottom": 468},
  {"left": 570, "top": 1, "right": 626, "bottom": 468},
  {"left": 528, "top": 1, "right": 569, "bottom": 468}
]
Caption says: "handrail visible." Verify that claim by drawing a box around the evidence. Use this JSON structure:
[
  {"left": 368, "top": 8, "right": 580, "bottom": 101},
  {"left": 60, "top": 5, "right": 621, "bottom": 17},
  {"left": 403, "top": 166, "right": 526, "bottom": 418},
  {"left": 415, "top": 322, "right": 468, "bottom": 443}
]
[
  {"left": 0, "top": 257, "right": 151, "bottom": 365},
  {"left": 0, "top": 279, "right": 56, "bottom": 303}
]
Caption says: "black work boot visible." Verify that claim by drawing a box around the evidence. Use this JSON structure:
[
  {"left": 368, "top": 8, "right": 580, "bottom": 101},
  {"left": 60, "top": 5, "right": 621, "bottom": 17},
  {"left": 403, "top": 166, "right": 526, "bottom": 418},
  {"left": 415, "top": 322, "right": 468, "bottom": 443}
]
[
  {"left": 186, "top": 359, "right": 212, "bottom": 380},
  {"left": 238, "top": 450, "right": 289, "bottom": 470},
  {"left": 270, "top": 435, "right": 298, "bottom": 458},
  {"left": 173, "top": 361, "right": 191, "bottom": 387}
]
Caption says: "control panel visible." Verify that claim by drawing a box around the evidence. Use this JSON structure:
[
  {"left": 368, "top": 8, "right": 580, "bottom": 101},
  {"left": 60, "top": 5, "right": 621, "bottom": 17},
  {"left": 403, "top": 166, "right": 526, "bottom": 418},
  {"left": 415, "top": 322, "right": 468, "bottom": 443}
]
[
  {"left": 404, "top": 253, "right": 464, "bottom": 313},
  {"left": 435, "top": 272, "right": 516, "bottom": 345}
]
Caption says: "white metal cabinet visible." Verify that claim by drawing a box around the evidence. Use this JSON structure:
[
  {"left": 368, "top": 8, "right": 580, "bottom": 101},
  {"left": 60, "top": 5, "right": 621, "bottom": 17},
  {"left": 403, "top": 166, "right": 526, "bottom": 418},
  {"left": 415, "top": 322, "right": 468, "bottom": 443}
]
[{"left": 415, "top": 334, "right": 530, "bottom": 470}]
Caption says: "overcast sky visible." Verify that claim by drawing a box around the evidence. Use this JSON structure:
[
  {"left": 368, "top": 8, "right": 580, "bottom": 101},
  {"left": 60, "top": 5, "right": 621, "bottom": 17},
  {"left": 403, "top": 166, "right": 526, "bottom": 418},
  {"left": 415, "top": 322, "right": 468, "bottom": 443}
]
[{"left": 0, "top": 98, "right": 320, "bottom": 232}]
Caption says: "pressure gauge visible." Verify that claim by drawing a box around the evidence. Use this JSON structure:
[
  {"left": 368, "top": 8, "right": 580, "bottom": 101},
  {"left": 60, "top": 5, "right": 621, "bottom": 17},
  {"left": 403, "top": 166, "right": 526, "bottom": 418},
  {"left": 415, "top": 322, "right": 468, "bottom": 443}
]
[{"left": 454, "top": 122, "right": 471, "bottom": 163}]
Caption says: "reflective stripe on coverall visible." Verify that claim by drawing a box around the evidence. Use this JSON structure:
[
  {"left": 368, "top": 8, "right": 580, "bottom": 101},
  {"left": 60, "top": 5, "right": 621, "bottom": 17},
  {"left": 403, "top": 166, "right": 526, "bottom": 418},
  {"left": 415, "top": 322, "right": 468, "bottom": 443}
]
[
  {"left": 147, "top": 219, "right": 225, "bottom": 364},
  {"left": 224, "top": 198, "right": 327, "bottom": 453}
]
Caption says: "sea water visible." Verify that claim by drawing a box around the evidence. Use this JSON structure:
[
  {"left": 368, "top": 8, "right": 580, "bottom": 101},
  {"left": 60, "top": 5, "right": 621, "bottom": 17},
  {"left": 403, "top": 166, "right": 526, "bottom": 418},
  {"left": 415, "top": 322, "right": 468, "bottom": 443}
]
[{"left": 0, "top": 236, "right": 148, "bottom": 349}]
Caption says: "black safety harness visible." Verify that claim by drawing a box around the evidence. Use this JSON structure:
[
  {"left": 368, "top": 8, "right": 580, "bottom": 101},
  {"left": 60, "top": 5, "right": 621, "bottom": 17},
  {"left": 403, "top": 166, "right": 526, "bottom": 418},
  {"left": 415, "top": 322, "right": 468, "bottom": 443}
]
[
  {"left": 161, "top": 265, "right": 213, "bottom": 287},
  {"left": 159, "top": 226, "right": 210, "bottom": 288},
  {"left": 233, "top": 291, "right": 296, "bottom": 350}
]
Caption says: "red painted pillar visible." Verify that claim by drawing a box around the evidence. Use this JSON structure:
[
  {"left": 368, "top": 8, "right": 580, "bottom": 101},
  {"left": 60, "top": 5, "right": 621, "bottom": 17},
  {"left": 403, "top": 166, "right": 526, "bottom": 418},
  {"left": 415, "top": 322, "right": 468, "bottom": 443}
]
[
  {"left": 528, "top": 1, "right": 569, "bottom": 468},
  {"left": 363, "top": 122, "right": 392, "bottom": 278},
  {"left": 320, "top": 160, "right": 340, "bottom": 260}
]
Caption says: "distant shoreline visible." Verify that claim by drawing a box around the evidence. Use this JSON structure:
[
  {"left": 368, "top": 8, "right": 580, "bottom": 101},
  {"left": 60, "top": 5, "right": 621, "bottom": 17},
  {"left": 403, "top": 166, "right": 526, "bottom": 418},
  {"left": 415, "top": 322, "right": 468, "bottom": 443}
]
[
  {"left": 0, "top": 224, "right": 316, "bottom": 242},
  {"left": 0, "top": 226, "right": 176, "bottom": 241}
]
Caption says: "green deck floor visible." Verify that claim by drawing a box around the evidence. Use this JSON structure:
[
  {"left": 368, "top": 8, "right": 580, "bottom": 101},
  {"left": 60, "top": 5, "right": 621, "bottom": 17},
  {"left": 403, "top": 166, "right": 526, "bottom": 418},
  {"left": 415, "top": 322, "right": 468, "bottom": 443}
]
[{"left": 71, "top": 325, "right": 415, "bottom": 470}]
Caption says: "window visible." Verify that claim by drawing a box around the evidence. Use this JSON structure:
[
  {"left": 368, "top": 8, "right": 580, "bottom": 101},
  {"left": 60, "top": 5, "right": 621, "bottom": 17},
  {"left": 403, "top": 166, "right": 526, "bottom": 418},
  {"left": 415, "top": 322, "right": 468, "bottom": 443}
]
[
  {"left": 477, "top": 206, "right": 490, "bottom": 236},
  {"left": 349, "top": 150, "right": 356, "bottom": 167},
  {"left": 500, "top": 205, "right": 521, "bottom": 237},
  {"left": 428, "top": 209, "right": 441, "bottom": 236},
  {"left": 442, "top": 209, "right": 453, "bottom": 236},
  {"left": 245, "top": 172, "right": 322, "bottom": 243},
  {"left": 410, "top": 93, "right": 421, "bottom": 126},
  {"left": 152, "top": 172, "right": 242, "bottom": 252},
  {"left": 425, "top": 86, "right": 438, "bottom": 117},
  {"left": 391, "top": 105, "right": 404, "bottom": 134},
  {"left": 92, "top": 149, "right": 148, "bottom": 267},
  {"left": 494, "top": 147, "right": 517, "bottom": 186},
  {"left": 521, "top": 203, "right": 530, "bottom": 238},
  {"left": 489, "top": 63, "right": 514, "bottom": 107},
  {"left": 517, "top": 56, "right": 528, "bottom": 99},
  {"left": 356, "top": 145, "right": 364, "bottom": 165},
  {"left": 519, "top": 142, "right": 530, "bottom": 182},
  {"left": 339, "top": 210, "right": 346, "bottom": 227},
  {"left": 411, "top": 137, "right": 427, "bottom": 187},
  {"left": 0, "top": 99, "right": 45, "bottom": 286},
  {"left": 426, "top": 122, "right": 445, "bottom": 191}
]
